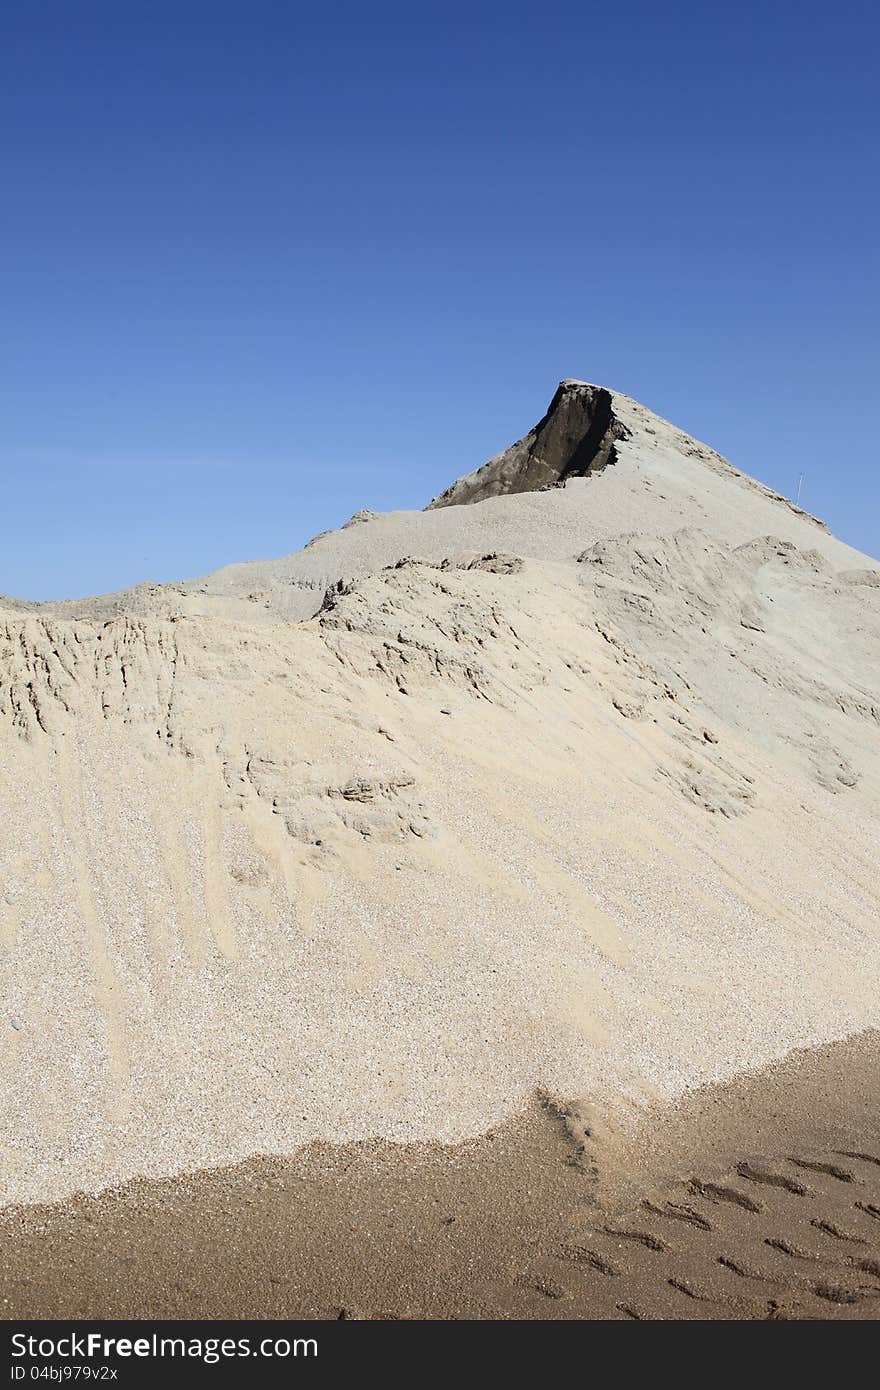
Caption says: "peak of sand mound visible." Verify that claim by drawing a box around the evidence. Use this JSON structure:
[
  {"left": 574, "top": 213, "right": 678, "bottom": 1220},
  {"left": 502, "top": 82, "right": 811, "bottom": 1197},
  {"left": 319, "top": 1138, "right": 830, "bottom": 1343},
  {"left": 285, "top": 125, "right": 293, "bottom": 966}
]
[
  {"left": 427, "top": 380, "right": 632, "bottom": 507},
  {"left": 1, "top": 384, "right": 879, "bottom": 1211},
  {"left": 7, "top": 379, "right": 854, "bottom": 630},
  {"left": 426, "top": 379, "right": 830, "bottom": 526}
]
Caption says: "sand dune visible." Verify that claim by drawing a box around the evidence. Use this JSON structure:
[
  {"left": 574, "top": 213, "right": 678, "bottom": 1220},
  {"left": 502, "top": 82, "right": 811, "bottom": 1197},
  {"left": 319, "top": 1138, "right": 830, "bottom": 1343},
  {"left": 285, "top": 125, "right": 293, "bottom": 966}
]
[{"left": 1, "top": 382, "right": 878, "bottom": 1236}]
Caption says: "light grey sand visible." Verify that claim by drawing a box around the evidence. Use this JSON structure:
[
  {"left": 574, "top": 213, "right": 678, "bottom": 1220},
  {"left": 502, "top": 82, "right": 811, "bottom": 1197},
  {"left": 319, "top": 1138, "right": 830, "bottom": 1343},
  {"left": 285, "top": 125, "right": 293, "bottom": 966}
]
[
  {"left": 1, "top": 383, "right": 878, "bottom": 1205},
  {"left": 6, "top": 385, "right": 874, "bottom": 628}
]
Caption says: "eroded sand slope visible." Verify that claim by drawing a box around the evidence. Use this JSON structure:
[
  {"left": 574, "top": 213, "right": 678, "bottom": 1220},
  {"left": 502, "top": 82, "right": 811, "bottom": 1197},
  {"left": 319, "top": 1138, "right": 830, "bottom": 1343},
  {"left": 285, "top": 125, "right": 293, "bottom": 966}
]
[{"left": 1, "top": 382, "right": 878, "bottom": 1205}]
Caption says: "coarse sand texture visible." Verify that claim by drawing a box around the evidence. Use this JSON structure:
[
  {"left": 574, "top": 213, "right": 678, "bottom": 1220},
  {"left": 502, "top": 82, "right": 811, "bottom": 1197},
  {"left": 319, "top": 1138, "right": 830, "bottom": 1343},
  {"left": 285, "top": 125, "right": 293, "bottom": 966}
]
[{"left": 1, "top": 381, "right": 879, "bottom": 1205}]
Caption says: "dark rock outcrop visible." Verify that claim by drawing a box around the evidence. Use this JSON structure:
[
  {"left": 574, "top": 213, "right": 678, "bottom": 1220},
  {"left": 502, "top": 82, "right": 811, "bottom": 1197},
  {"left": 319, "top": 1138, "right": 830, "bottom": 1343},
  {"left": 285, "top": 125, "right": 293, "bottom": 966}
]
[{"left": 427, "top": 380, "right": 630, "bottom": 509}]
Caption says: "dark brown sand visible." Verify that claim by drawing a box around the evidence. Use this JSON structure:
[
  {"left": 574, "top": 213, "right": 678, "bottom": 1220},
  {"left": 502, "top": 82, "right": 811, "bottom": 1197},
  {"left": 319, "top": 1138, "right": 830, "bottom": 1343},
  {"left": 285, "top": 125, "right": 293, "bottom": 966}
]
[{"left": 3, "top": 1031, "right": 879, "bottom": 1320}]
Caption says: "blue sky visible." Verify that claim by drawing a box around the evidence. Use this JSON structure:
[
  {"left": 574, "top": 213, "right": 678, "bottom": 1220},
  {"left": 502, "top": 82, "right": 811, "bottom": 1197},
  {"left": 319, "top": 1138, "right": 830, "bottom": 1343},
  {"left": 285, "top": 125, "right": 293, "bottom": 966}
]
[{"left": 2, "top": 1, "right": 877, "bottom": 599}]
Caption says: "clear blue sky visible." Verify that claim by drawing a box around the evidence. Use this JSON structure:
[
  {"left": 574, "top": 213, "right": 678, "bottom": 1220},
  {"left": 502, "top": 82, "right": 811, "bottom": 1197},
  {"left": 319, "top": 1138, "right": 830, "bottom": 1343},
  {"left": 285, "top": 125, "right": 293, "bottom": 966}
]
[{"left": 2, "top": 1, "right": 877, "bottom": 600}]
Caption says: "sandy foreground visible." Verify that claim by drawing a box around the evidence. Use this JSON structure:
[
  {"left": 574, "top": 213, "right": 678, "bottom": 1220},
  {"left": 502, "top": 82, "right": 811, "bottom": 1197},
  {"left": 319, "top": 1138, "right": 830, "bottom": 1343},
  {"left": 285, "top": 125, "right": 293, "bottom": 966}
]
[
  {"left": 2, "top": 1028, "right": 879, "bottom": 1320},
  {"left": 1, "top": 382, "right": 878, "bottom": 1318}
]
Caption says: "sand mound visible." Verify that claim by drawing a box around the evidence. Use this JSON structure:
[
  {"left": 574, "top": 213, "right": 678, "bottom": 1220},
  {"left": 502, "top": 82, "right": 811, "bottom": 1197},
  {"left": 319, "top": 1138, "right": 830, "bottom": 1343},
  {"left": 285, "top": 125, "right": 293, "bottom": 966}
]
[{"left": 1, "top": 383, "right": 879, "bottom": 1205}]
